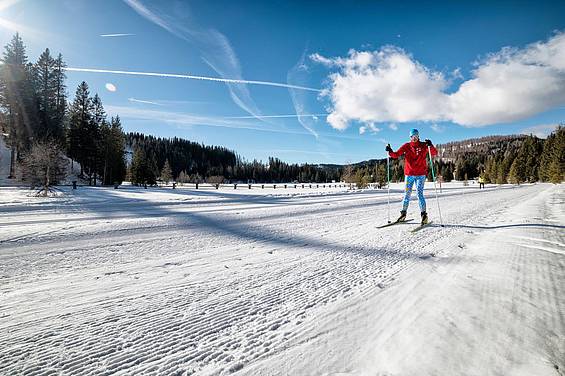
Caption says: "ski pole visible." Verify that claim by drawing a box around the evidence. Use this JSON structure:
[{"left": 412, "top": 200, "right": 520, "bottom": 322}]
[
  {"left": 387, "top": 155, "right": 391, "bottom": 223},
  {"left": 428, "top": 146, "right": 443, "bottom": 226}
]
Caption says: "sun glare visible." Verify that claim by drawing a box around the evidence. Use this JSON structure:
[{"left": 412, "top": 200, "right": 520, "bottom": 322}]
[
  {"left": 0, "top": 0, "right": 19, "bottom": 12},
  {"left": 0, "top": 0, "right": 36, "bottom": 36},
  {"left": 0, "top": 17, "right": 23, "bottom": 32}
]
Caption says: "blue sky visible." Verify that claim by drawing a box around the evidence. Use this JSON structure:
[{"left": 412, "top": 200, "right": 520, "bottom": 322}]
[{"left": 1, "top": 0, "right": 565, "bottom": 164}]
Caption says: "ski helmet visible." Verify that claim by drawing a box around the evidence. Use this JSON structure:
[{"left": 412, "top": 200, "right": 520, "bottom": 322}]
[{"left": 409, "top": 128, "right": 419, "bottom": 137}]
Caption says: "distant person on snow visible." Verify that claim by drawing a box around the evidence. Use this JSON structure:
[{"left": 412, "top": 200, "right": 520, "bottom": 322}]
[{"left": 386, "top": 129, "right": 438, "bottom": 225}]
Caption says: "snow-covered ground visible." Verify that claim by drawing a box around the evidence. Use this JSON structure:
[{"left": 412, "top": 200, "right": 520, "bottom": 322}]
[{"left": 1, "top": 183, "right": 563, "bottom": 375}]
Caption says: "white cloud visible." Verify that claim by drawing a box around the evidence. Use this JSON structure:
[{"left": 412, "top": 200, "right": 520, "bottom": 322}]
[
  {"left": 388, "top": 123, "right": 398, "bottom": 131},
  {"left": 309, "top": 53, "right": 336, "bottom": 66},
  {"left": 314, "top": 32, "right": 565, "bottom": 129},
  {"left": 359, "top": 123, "right": 381, "bottom": 135},
  {"left": 521, "top": 123, "right": 558, "bottom": 138},
  {"left": 448, "top": 33, "right": 565, "bottom": 126},
  {"left": 430, "top": 123, "right": 444, "bottom": 133},
  {"left": 316, "top": 47, "right": 449, "bottom": 130},
  {"left": 105, "top": 83, "right": 117, "bottom": 92},
  {"left": 368, "top": 123, "right": 381, "bottom": 133}
]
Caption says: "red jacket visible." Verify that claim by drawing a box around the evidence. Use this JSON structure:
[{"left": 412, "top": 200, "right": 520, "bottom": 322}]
[{"left": 388, "top": 141, "right": 438, "bottom": 176}]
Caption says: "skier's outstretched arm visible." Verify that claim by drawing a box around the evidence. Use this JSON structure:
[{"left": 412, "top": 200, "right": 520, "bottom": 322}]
[{"left": 386, "top": 143, "right": 406, "bottom": 159}]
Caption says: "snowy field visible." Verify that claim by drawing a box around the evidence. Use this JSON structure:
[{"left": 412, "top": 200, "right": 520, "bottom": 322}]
[{"left": 1, "top": 182, "right": 564, "bottom": 375}]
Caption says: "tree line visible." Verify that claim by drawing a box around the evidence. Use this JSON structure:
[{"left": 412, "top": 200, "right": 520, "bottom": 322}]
[
  {"left": 1, "top": 32, "right": 563, "bottom": 190},
  {"left": 127, "top": 132, "right": 341, "bottom": 186}
]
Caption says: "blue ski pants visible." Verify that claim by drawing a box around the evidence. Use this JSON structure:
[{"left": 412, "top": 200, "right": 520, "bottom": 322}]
[{"left": 402, "top": 175, "right": 426, "bottom": 213}]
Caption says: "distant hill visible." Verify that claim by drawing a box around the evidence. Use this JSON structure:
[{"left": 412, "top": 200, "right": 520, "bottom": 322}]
[{"left": 436, "top": 135, "right": 528, "bottom": 162}]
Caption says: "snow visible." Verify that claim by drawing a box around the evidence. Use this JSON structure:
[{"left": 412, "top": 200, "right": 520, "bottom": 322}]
[{"left": 1, "top": 183, "right": 563, "bottom": 375}]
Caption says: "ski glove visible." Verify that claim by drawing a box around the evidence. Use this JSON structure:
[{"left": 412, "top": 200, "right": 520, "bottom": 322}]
[
  {"left": 385, "top": 144, "right": 393, "bottom": 153},
  {"left": 425, "top": 139, "right": 433, "bottom": 147}
]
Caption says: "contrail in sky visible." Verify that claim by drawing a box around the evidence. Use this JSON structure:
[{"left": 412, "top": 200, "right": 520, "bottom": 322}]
[
  {"left": 128, "top": 97, "right": 162, "bottom": 105},
  {"left": 65, "top": 67, "right": 322, "bottom": 92},
  {"left": 100, "top": 33, "right": 136, "bottom": 37},
  {"left": 224, "top": 114, "right": 327, "bottom": 119}
]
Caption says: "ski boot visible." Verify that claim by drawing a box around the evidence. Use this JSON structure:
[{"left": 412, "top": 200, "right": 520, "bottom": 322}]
[
  {"left": 397, "top": 210, "right": 407, "bottom": 222},
  {"left": 420, "top": 211, "right": 428, "bottom": 225}
]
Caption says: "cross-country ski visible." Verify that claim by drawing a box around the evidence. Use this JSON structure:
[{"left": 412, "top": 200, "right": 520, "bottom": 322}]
[
  {"left": 410, "top": 221, "right": 434, "bottom": 233},
  {"left": 377, "top": 218, "right": 414, "bottom": 228}
]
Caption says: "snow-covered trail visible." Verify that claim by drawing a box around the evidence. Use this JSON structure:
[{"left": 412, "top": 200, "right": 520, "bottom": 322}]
[
  {"left": 0, "top": 183, "right": 563, "bottom": 375},
  {"left": 242, "top": 184, "right": 565, "bottom": 376}
]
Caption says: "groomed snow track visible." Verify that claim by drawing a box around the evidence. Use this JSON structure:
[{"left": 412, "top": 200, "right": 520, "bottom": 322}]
[{"left": 0, "top": 183, "right": 563, "bottom": 375}]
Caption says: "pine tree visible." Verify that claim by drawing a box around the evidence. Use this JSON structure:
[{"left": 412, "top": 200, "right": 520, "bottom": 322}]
[
  {"left": 539, "top": 132, "right": 555, "bottom": 181},
  {"left": 508, "top": 154, "right": 526, "bottom": 184},
  {"left": 0, "top": 33, "right": 37, "bottom": 178},
  {"left": 496, "top": 151, "right": 515, "bottom": 184},
  {"left": 495, "top": 157, "right": 506, "bottom": 184},
  {"left": 131, "top": 147, "right": 148, "bottom": 186},
  {"left": 342, "top": 164, "right": 354, "bottom": 183},
  {"left": 375, "top": 163, "right": 387, "bottom": 188},
  {"left": 131, "top": 147, "right": 159, "bottom": 187},
  {"left": 487, "top": 158, "right": 497, "bottom": 184},
  {"left": 68, "top": 82, "right": 92, "bottom": 175},
  {"left": 548, "top": 126, "right": 564, "bottom": 183},
  {"left": 177, "top": 170, "right": 188, "bottom": 184},
  {"left": 105, "top": 116, "right": 126, "bottom": 185},
  {"left": 147, "top": 152, "right": 158, "bottom": 186},
  {"left": 53, "top": 53, "right": 67, "bottom": 139},
  {"left": 161, "top": 159, "right": 173, "bottom": 184},
  {"left": 539, "top": 126, "right": 564, "bottom": 183},
  {"left": 89, "top": 94, "right": 105, "bottom": 185},
  {"left": 33, "top": 48, "right": 66, "bottom": 142}
]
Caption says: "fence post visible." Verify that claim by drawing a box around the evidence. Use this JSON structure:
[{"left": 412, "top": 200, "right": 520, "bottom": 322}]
[
  {"left": 196, "top": 183, "right": 199, "bottom": 189},
  {"left": 274, "top": 184, "right": 276, "bottom": 189},
  {"left": 234, "top": 184, "right": 237, "bottom": 189},
  {"left": 248, "top": 184, "right": 251, "bottom": 189},
  {"left": 262, "top": 184, "right": 264, "bottom": 189}
]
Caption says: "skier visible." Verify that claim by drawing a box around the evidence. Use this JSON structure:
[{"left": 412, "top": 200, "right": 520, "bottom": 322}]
[{"left": 386, "top": 129, "right": 438, "bottom": 225}]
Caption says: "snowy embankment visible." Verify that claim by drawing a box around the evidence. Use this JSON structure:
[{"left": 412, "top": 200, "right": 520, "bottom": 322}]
[{"left": 0, "top": 183, "right": 563, "bottom": 375}]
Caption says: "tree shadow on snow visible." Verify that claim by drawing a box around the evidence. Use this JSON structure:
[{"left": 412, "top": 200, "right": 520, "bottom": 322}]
[{"left": 27, "top": 186, "right": 435, "bottom": 262}]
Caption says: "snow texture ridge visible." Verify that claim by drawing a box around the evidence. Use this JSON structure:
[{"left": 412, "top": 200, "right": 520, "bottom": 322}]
[{"left": 0, "top": 183, "right": 563, "bottom": 375}]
